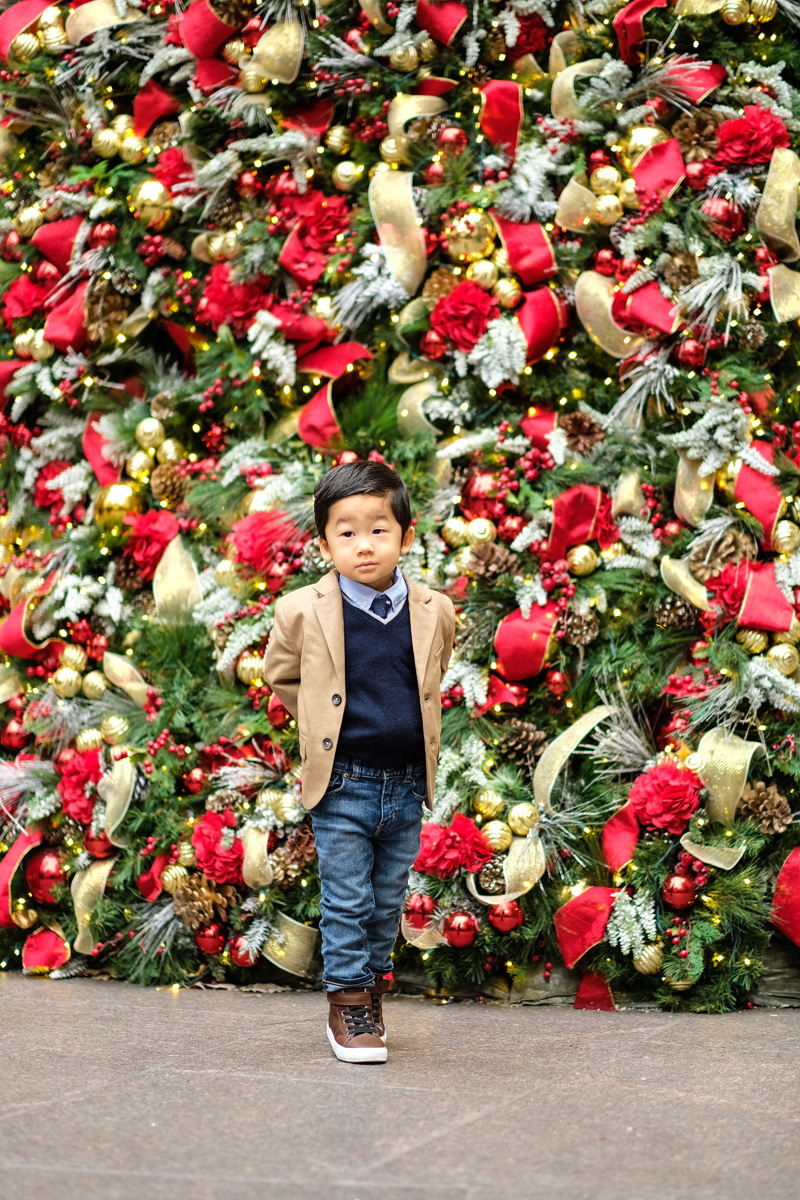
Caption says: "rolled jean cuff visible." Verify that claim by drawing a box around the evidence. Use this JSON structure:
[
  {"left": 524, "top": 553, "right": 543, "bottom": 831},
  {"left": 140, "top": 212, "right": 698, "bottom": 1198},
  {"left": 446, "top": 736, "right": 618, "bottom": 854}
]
[{"left": 323, "top": 973, "right": 374, "bottom": 993}]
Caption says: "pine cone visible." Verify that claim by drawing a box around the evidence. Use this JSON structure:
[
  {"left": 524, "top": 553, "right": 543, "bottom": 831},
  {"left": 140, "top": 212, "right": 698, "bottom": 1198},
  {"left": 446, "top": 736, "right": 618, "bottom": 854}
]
[
  {"left": 672, "top": 111, "right": 721, "bottom": 163},
  {"left": 739, "top": 781, "right": 792, "bottom": 835},
  {"left": 654, "top": 594, "right": 698, "bottom": 630},
  {"left": 502, "top": 718, "right": 548, "bottom": 767},
  {"left": 406, "top": 114, "right": 449, "bottom": 144},
  {"left": 209, "top": 0, "right": 254, "bottom": 23},
  {"left": 150, "top": 463, "right": 189, "bottom": 506},
  {"left": 270, "top": 848, "right": 303, "bottom": 889},
  {"left": 110, "top": 267, "right": 141, "bottom": 297},
  {"left": 559, "top": 411, "right": 605, "bottom": 457},
  {"left": 739, "top": 320, "right": 766, "bottom": 351},
  {"left": 213, "top": 618, "right": 236, "bottom": 652},
  {"left": 478, "top": 855, "right": 506, "bottom": 894},
  {"left": 85, "top": 279, "right": 129, "bottom": 342},
  {"left": 282, "top": 821, "right": 317, "bottom": 868},
  {"left": 114, "top": 554, "right": 144, "bottom": 593},
  {"left": 150, "top": 391, "right": 175, "bottom": 420},
  {"left": 206, "top": 192, "right": 242, "bottom": 229},
  {"left": 467, "top": 542, "right": 523, "bottom": 578},
  {"left": 562, "top": 608, "right": 600, "bottom": 646},
  {"left": 150, "top": 120, "right": 182, "bottom": 147},
  {"left": 487, "top": 29, "right": 506, "bottom": 61},
  {"left": 173, "top": 873, "right": 239, "bottom": 931},
  {"left": 663, "top": 252, "right": 699, "bottom": 292},
  {"left": 688, "top": 527, "right": 756, "bottom": 583},
  {"left": 205, "top": 788, "right": 241, "bottom": 813},
  {"left": 159, "top": 237, "right": 187, "bottom": 262}
]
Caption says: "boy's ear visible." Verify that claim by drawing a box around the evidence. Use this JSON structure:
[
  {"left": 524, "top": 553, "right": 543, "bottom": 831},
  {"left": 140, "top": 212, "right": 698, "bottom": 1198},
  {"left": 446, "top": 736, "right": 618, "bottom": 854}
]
[
  {"left": 318, "top": 536, "right": 333, "bottom": 563},
  {"left": 399, "top": 525, "right": 416, "bottom": 555}
]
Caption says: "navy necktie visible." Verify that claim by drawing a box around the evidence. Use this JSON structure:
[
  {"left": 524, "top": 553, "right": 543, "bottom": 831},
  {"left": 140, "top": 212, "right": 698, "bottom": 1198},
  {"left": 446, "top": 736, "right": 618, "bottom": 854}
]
[{"left": 370, "top": 593, "right": 392, "bottom": 619}]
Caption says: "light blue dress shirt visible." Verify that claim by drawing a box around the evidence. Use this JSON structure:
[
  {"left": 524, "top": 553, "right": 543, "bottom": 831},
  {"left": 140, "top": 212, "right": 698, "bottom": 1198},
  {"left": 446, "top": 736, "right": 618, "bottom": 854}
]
[{"left": 338, "top": 567, "right": 408, "bottom": 624}]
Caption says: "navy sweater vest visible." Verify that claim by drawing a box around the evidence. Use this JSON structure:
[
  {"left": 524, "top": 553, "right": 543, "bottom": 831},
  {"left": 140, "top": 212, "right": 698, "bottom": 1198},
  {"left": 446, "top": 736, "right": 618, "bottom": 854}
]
[{"left": 336, "top": 598, "right": 425, "bottom": 767}]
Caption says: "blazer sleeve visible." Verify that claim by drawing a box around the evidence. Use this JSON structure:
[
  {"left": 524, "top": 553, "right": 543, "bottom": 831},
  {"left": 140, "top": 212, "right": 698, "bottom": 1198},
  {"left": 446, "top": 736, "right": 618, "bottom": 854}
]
[
  {"left": 263, "top": 601, "right": 301, "bottom": 720},
  {"left": 440, "top": 596, "right": 456, "bottom": 679}
]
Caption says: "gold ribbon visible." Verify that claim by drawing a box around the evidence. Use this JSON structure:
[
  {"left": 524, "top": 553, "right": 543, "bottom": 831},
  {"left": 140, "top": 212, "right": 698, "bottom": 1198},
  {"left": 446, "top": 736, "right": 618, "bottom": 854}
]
[
  {"left": 71, "top": 857, "right": 117, "bottom": 955},
  {"left": 102, "top": 650, "right": 149, "bottom": 706},
  {"left": 674, "top": 0, "right": 724, "bottom": 13},
  {"left": 65, "top": 0, "right": 145, "bottom": 45},
  {"left": 388, "top": 351, "right": 439, "bottom": 385},
  {"left": 397, "top": 378, "right": 440, "bottom": 436},
  {"left": 359, "top": 0, "right": 392, "bottom": 34},
  {"left": 574, "top": 272, "right": 646, "bottom": 359},
  {"left": 692, "top": 728, "right": 764, "bottom": 827},
  {"left": 548, "top": 30, "right": 580, "bottom": 76},
  {"left": 262, "top": 910, "right": 321, "bottom": 979},
  {"left": 555, "top": 177, "right": 595, "bottom": 233},
  {"left": 153, "top": 535, "right": 203, "bottom": 619},
  {"left": 679, "top": 834, "right": 745, "bottom": 870},
  {"left": 611, "top": 471, "right": 644, "bottom": 521},
  {"left": 754, "top": 148, "right": 800, "bottom": 263},
  {"left": 241, "top": 826, "right": 273, "bottom": 889},
  {"left": 512, "top": 54, "right": 545, "bottom": 85},
  {"left": 551, "top": 60, "right": 604, "bottom": 121},
  {"left": 674, "top": 451, "right": 715, "bottom": 528},
  {"left": 0, "top": 666, "right": 22, "bottom": 704},
  {"left": 400, "top": 913, "right": 447, "bottom": 949},
  {"left": 533, "top": 705, "right": 610, "bottom": 812},
  {"left": 97, "top": 754, "right": 139, "bottom": 847},
  {"left": 660, "top": 555, "right": 712, "bottom": 611},
  {"left": 387, "top": 94, "right": 447, "bottom": 138},
  {"left": 467, "top": 834, "right": 546, "bottom": 905},
  {"left": 253, "top": 21, "right": 304, "bottom": 84},
  {"left": 768, "top": 263, "right": 800, "bottom": 323},
  {"left": 369, "top": 171, "right": 427, "bottom": 297}
]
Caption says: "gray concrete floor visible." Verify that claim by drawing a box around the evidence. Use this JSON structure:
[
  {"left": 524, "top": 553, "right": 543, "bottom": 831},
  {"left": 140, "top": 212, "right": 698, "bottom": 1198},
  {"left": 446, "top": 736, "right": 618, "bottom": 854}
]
[{"left": 1, "top": 974, "right": 798, "bottom": 1200}]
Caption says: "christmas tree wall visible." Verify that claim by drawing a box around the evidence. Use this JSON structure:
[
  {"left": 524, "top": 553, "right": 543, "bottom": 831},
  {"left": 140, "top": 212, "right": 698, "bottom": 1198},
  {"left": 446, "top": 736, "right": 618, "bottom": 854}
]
[{"left": 2, "top": 0, "right": 800, "bottom": 1010}]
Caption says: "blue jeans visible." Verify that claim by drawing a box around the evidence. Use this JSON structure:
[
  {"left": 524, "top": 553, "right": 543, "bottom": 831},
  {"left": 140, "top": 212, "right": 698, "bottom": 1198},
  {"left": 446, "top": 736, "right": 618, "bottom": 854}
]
[{"left": 310, "top": 754, "right": 426, "bottom": 991}]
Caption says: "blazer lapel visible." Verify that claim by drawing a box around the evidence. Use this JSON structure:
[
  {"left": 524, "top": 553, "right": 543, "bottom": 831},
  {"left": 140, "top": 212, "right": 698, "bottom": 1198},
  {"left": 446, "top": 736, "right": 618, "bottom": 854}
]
[
  {"left": 312, "top": 569, "right": 346, "bottom": 689},
  {"left": 405, "top": 574, "right": 439, "bottom": 693}
]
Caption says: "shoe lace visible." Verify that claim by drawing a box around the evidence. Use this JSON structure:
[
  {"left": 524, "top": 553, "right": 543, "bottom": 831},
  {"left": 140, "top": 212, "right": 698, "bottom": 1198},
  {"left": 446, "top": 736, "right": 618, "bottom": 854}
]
[
  {"left": 370, "top": 992, "right": 381, "bottom": 1023},
  {"left": 342, "top": 1003, "right": 375, "bottom": 1038}
]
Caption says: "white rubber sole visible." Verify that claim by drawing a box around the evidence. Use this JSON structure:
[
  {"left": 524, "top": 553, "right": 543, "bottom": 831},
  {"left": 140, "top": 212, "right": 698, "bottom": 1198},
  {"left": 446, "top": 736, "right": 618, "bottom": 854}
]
[{"left": 327, "top": 1024, "right": 388, "bottom": 1063}]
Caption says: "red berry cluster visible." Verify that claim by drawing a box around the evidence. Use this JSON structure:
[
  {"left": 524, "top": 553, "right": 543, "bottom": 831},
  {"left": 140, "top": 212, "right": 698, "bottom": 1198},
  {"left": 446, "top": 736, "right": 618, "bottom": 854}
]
[
  {"left": 676, "top": 850, "right": 710, "bottom": 889},
  {"left": 202, "top": 422, "right": 227, "bottom": 454},
  {"left": 174, "top": 456, "right": 218, "bottom": 483},
  {"left": 348, "top": 102, "right": 390, "bottom": 144},
  {"left": 534, "top": 115, "right": 580, "bottom": 147},
  {"left": 240, "top": 460, "right": 273, "bottom": 489},
  {"left": 665, "top": 911, "right": 692, "bottom": 958},
  {"left": 219, "top": 594, "right": 273, "bottom": 626},
  {"left": 246, "top": 682, "right": 271, "bottom": 710},
  {"left": 138, "top": 234, "right": 169, "bottom": 266},
  {"left": 200, "top": 377, "right": 224, "bottom": 413},
  {"left": 145, "top": 727, "right": 189, "bottom": 761},
  {"left": 143, "top": 686, "right": 163, "bottom": 724},
  {"left": 25, "top": 647, "right": 61, "bottom": 680},
  {"left": 440, "top": 684, "right": 464, "bottom": 709},
  {"left": 160, "top": 265, "right": 197, "bottom": 307},
  {"left": 0, "top": 412, "right": 36, "bottom": 450}
]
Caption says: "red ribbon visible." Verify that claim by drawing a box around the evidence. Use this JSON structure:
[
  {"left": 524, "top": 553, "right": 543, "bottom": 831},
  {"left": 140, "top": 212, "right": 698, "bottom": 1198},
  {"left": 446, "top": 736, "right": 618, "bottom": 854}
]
[
  {"left": 415, "top": 0, "right": 467, "bottom": 45},
  {"left": 0, "top": 0, "right": 51, "bottom": 61},
  {"left": 601, "top": 802, "right": 640, "bottom": 873},
  {"left": 492, "top": 213, "right": 556, "bottom": 287},
  {"left": 83, "top": 412, "right": 122, "bottom": 487},
  {"left": 548, "top": 485, "right": 617, "bottom": 561},
  {"left": 133, "top": 80, "right": 181, "bottom": 138},
  {"left": 22, "top": 926, "right": 70, "bottom": 971},
  {"left": 554, "top": 887, "right": 620, "bottom": 969},
  {"left": 43, "top": 279, "right": 89, "bottom": 353},
  {"left": 633, "top": 138, "right": 685, "bottom": 200},
  {"left": 662, "top": 60, "right": 727, "bottom": 103},
  {"left": 734, "top": 442, "right": 783, "bottom": 550},
  {"left": 611, "top": 281, "right": 681, "bottom": 336},
  {"left": 0, "top": 827, "right": 41, "bottom": 928},
  {"left": 0, "top": 570, "right": 60, "bottom": 659},
  {"left": 772, "top": 847, "right": 800, "bottom": 947},
  {"left": 493, "top": 601, "right": 558, "bottom": 681},
  {"left": 521, "top": 406, "right": 558, "bottom": 451},
  {"left": 613, "top": 0, "right": 667, "bottom": 65},
  {"left": 574, "top": 969, "right": 616, "bottom": 1010},
  {"left": 738, "top": 561, "right": 796, "bottom": 633},
  {"left": 180, "top": 0, "right": 235, "bottom": 58},
  {"left": 0, "top": 359, "right": 25, "bottom": 406},
  {"left": 296, "top": 342, "right": 372, "bottom": 448},
  {"left": 472, "top": 674, "right": 528, "bottom": 718},
  {"left": 283, "top": 100, "right": 336, "bottom": 140},
  {"left": 32, "top": 215, "right": 84, "bottom": 276},
  {"left": 415, "top": 77, "right": 458, "bottom": 97},
  {"left": 137, "top": 852, "right": 171, "bottom": 901},
  {"left": 194, "top": 59, "right": 238, "bottom": 94},
  {"left": 479, "top": 81, "right": 523, "bottom": 164},
  {"left": 516, "top": 288, "right": 566, "bottom": 363}
]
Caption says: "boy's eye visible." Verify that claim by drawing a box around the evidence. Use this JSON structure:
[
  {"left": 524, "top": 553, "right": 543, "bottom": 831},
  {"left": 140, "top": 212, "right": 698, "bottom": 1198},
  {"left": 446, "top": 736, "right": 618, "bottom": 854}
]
[{"left": 373, "top": 528, "right": 386, "bottom": 534}]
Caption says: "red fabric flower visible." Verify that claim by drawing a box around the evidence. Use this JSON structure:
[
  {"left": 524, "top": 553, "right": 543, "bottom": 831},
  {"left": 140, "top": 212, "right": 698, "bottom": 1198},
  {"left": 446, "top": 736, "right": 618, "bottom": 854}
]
[
  {"left": 34, "top": 460, "right": 71, "bottom": 510},
  {"left": 511, "top": 14, "right": 549, "bottom": 57},
  {"left": 2, "top": 276, "right": 48, "bottom": 329},
  {"left": 628, "top": 759, "right": 702, "bottom": 835},
  {"left": 151, "top": 147, "right": 193, "bottom": 190},
  {"left": 430, "top": 281, "right": 499, "bottom": 353},
  {"left": 122, "top": 509, "right": 179, "bottom": 579},
  {"left": 57, "top": 748, "right": 103, "bottom": 825},
  {"left": 282, "top": 193, "right": 351, "bottom": 287},
  {"left": 228, "top": 510, "right": 308, "bottom": 578},
  {"left": 414, "top": 812, "right": 493, "bottom": 878},
  {"left": 594, "top": 493, "right": 620, "bottom": 550},
  {"left": 714, "top": 106, "right": 789, "bottom": 167},
  {"left": 706, "top": 560, "right": 749, "bottom": 618},
  {"left": 191, "top": 808, "right": 244, "bottom": 885},
  {"left": 194, "top": 263, "right": 268, "bottom": 337}
]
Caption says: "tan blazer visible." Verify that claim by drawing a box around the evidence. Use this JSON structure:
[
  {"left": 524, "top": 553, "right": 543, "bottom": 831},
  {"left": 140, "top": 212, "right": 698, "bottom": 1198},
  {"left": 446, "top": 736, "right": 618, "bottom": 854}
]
[{"left": 263, "top": 568, "right": 455, "bottom": 811}]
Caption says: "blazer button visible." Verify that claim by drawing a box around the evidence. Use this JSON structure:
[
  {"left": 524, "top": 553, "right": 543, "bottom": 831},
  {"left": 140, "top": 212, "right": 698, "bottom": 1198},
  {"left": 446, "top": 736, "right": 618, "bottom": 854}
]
[
  {"left": 332, "top": 694, "right": 342, "bottom": 706},
  {"left": 322, "top": 738, "right": 333, "bottom": 750}
]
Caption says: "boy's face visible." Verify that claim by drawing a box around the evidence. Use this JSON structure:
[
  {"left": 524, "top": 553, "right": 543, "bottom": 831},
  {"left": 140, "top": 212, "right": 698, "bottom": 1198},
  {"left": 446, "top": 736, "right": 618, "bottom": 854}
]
[{"left": 318, "top": 492, "right": 415, "bottom": 592}]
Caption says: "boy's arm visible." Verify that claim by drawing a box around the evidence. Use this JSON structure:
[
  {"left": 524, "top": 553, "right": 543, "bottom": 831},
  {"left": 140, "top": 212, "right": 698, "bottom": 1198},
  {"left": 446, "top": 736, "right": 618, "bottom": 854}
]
[
  {"left": 263, "top": 603, "right": 301, "bottom": 720},
  {"left": 440, "top": 598, "right": 456, "bottom": 679}
]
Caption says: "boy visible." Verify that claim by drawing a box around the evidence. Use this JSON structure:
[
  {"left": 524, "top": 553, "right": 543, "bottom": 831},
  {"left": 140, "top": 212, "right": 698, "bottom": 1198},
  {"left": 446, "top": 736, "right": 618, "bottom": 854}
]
[{"left": 264, "top": 460, "right": 455, "bottom": 1063}]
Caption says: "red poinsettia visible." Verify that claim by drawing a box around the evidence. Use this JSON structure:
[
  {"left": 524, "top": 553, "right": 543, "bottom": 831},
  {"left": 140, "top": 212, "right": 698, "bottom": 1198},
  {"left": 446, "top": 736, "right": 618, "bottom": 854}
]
[
  {"left": 706, "top": 560, "right": 749, "bottom": 618},
  {"left": 228, "top": 510, "right": 308, "bottom": 580},
  {"left": 191, "top": 808, "right": 244, "bottom": 885},
  {"left": 414, "top": 812, "right": 493, "bottom": 879},
  {"left": 430, "top": 281, "right": 499, "bottom": 354},
  {"left": 628, "top": 759, "right": 702, "bottom": 835},
  {"left": 2, "top": 276, "right": 48, "bottom": 329},
  {"left": 33, "top": 461, "right": 71, "bottom": 510},
  {"left": 151, "top": 147, "right": 193, "bottom": 190},
  {"left": 512, "top": 14, "right": 550, "bottom": 57},
  {"left": 714, "top": 105, "right": 789, "bottom": 167},
  {"left": 194, "top": 263, "right": 268, "bottom": 337},
  {"left": 282, "top": 193, "right": 351, "bottom": 287},
  {"left": 122, "top": 509, "right": 179, "bottom": 579},
  {"left": 57, "top": 748, "right": 103, "bottom": 825}
]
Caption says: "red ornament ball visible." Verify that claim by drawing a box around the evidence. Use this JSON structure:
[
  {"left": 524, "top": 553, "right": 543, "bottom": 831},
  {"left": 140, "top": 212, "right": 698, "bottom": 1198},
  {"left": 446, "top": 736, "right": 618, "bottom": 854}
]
[
  {"left": 33, "top": 259, "right": 61, "bottom": 289},
  {"left": 544, "top": 669, "right": 571, "bottom": 699},
  {"left": 25, "top": 848, "right": 66, "bottom": 905},
  {"left": 437, "top": 127, "right": 468, "bottom": 155},
  {"left": 422, "top": 160, "right": 445, "bottom": 186},
  {"left": 229, "top": 934, "right": 256, "bottom": 968},
  {"left": 690, "top": 639, "right": 710, "bottom": 663},
  {"left": 702, "top": 197, "right": 745, "bottom": 243},
  {"left": 53, "top": 747, "right": 77, "bottom": 775},
  {"left": 442, "top": 911, "right": 478, "bottom": 947},
  {"left": 83, "top": 829, "right": 114, "bottom": 858},
  {"left": 660, "top": 519, "right": 684, "bottom": 544},
  {"left": 594, "top": 248, "right": 618, "bottom": 277},
  {"left": 183, "top": 766, "right": 208, "bottom": 795},
  {"left": 661, "top": 873, "right": 697, "bottom": 911},
  {"left": 1, "top": 230, "right": 22, "bottom": 261},
  {"left": 420, "top": 329, "right": 447, "bottom": 360},
  {"left": 195, "top": 921, "right": 226, "bottom": 955},
  {"left": 614, "top": 257, "right": 640, "bottom": 284},
  {"left": 88, "top": 222, "right": 119, "bottom": 249},
  {"left": 487, "top": 899, "right": 524, "bottom": 932},
  {"left": 267, "top": 691, "right": 291, "bottom": 729},
  {"left": 497, "top": 513, "right": 525, "bottom": 544},
  {"left": 685, "top": 161, "right": 709, "bottom": 190},
  {"left": 405, "top": 892, "right": 436, "bottom": 930},
  {"left": 675, "top": 338, "right": 706, "bottom": 369},
  {"left": 1, "top": 718, "right": 28, "bottom": 749}
]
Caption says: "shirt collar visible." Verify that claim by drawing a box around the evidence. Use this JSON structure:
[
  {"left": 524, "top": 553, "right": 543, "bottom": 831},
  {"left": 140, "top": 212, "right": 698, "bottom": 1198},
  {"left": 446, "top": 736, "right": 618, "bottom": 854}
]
[{"left": 337, "top": 566, "right": 408, "bottom": 614}]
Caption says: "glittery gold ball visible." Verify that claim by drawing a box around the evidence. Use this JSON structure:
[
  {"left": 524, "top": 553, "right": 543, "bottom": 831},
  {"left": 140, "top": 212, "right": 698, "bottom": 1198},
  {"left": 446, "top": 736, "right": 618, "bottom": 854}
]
[
  {"left": 101, "top": 715, "right": 129, "bottom": 745},
  {"left": 493, "top": 277, "right": 522, "bottom": 308},
  {"left": 452, "top": 545, "right": 474, "bottom": 572},
  {"left": 379, "top": 134, "right": 411, "bottom": 165},
  {"left": 492, "top": 247, "right": 511, "bottom": 275},
  {"left": 465, "top": 518, "right": 497, "bottom": 547},
  {"left": 593, "top": 194, "right": 623, "bottom": 226},
  {"left": 12, "top": 329, "right": 35, "bottom": 359},
  {"left": 471, "top": 787, "right": 504, "bottom": 818},
  {"left": 721, "top": 0, "right": 750, "bottom": 21},
  {"left": 773, "top": 520, "right": 800, "bottom": 555},
  {"left": 119, "top": 135, "right": 148, "bottom": 165},
  {"left": 481, "top": 820, "right": 513, "bottom": 853},
  {"left": 507, "top": 801, "right": 539, "bottom": 835},
  {"left": 30, "top": 331, "right": 54, "bottom": 362},
  {"left": 9, "top": 32, "right": 40, "bottom": 62},
  {"left": 566, "top": 544, "right": 598, "bottom": 576},
  {"left": 324, "top": 125, "right": 352, "bottom": 155},
  {"left": 774, "top": 617, "right": 800, "bottom": 645},
  {"left": 442, "top": 208, "right": 496, "bottom": 264},
  {"left": 15, "top": 205, "right": 43, "bottom": 237},
  {"left": 161, "top": 864, "right": 189, "bottom": 895},
  {"left": 208, "top": 230, "right": 239, "bottom": 262},
  {"left": 82, "top": 671, "right": 109, "bottom": 700},
  {"left": 214, "top": 558, "right": 240, "bottom": 590},
  {"left": 38, "top": 23, "right": 67, "bottom": 52},
  {"left": 126, "top": 449, "right": 153, "bottom": 482},
  {"left": 38, "top": 6, "right": 65, "bottom": 28},
  {"left": 419, "top": 37, "right": 438, "bottom": 61},
  {"left": 222, "top": 38, "right": 247, "bottom": 65},
  {"left": 619, "top": 124, "right": 670, "bottom": 173},
  {"left": 466, "top": 259, "right": 499, "bottom": 290},
  {"left": 236, "top": 651, "right": 264, "bottom": 685},
  {"left": 633, "top": 942, "right": 664, "bottom": 974},
  {"left": 440, "top": 516, "right": 470, "bottom": 547},
  {"left": 258, "top": 786, "right": 296, "bottom": 822},
  {"left": 128, "top": 179, "right": 172, "bottom": 231},
  {"left": 156, "top": 438, "right": 185, "bottom": 464},
  {"left": 111, "top": 114, "right": 134, "bottom": 135},
  {"left": 589, "top": 165, "right": 621, "bottom": 195},
  {"left": 92, "top": 128, "right": 120, "bottom": 158},
  {"left": 750, "top": 0, "right": 777, "bottom": 15},
  {"left": 177, "top": 842, "right": 196, "bottom": 867},
  {"left": 736, "top": 628, "right": 769, "bottom": 654},
  {"left": 389, "top": 45, "right": 419, "bottom": 71},
  {"left": 60, "top": 644, "right": 88, "bottom": 673},
  {"left": 331, "top": 161, "right": 364, "bottom": 192},
  {"left": 51, "top": 666, "right": 82, "bottom": 699},
  {"left": 618, "top": 178, "right": 640, "bottom": 210},
  {"left": 663, "top": 972, "right": 692, "bottom": 991},
  {"left": 767, "top": 643, "right": 800, "bottom": 676},
  {"left": 135, "top": 417, "right": 165, "bottom": 451},
  {"left": 239, "top": 66, "right": 268, "bottom": 93},
  {"left": 76, "top": 728, "right": 104, "bottom": 752},
  {"left": 94, "top": 482, "right": 144, "bottom": 528}
]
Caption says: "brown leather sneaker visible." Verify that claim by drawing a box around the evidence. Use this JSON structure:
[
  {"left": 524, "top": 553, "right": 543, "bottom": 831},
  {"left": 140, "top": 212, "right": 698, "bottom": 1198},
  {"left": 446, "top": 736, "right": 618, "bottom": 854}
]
[
  {"left": 370, "top": 975, "right": 393, "bottom": 1043},
  {"left": 326, "top": 989, "right": 387, "bottom": 1063}
]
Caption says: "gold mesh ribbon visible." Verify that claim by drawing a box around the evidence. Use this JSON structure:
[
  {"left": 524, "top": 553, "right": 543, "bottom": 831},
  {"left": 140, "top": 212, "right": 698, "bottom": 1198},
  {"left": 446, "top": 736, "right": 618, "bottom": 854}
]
[
  {"left": 71, "top": 857, "right": 117, "bottom": 955},
  {"left": 551, "top": 60, "right": 604, "bottom": 121},
  {"left": 400, "top": 913, "right": 447, "bottom": 949},
  {"left": 534, "top": 705, "right": 610, "bottom": 812},
  {"left": 575, "top": 272, "right": 646, "bottom": 359},
  {"left": 253, "top": 22, "right": 304, "bottom": 84},
  {"left": 555, "top": 177, "right": 595, "bottom": 233},
  {"left": 241, "top": 826, "right": 273, "bottom": 889},
  {"left": 674, "top": 0, "right": 724, "bottom": 10},
  {"left": 679, "top": 834, "right": 745, "bottom": 870},
  {"left": 611, "top": 471, "right": 644, "bottom": 520},
  {"left": 97, "top": 754, "right": 137, "bottom": 847},
  {"left": 66, "top": 0, "right": 145, "bottom": 44},
  {"left": 548, "top": 29, "right": 580, "bottom": 76},
  {"left": 387, "top": 94, "right": 447, "bottom": 138},
  {"left": 153, "top": 535, "right": 203, "bottom": 619},
  {"left": 0, "top": 666, "right": 22, "bottom": 704},
  {"left": 397, "top": 378, "right": 440, "bottom": 436},
  {"left": 102, "top": 650, "right": 149, "bottom": 706},
  {"left": 359, "top": 0, "right": 392, "bottom": 34},
  {"left": 388, "top": 351, "right": 439, "bottom": 385},
  {"left": 369, "top": 171, "right": 427, "bottom": 296},
  {"left": 262, "top": 910, "right": 321, "bottom": 979},
  {"left": 660, "top": 555, "right": 712, "bottom": 611},
  {"left": 755, "top": 148, "right": 800, "bottom": 262},
  {"left": 768, "top": 263, "right": 800, "bottom": 323},
  {"left": 693, "top": 728, "right": 764, "bottom": 827},
  {"left": 467, "top": 834, "right": 546, "bottom": 905},
  {"left": 674, "top": 451, "right": 715, "bottom": 528}
]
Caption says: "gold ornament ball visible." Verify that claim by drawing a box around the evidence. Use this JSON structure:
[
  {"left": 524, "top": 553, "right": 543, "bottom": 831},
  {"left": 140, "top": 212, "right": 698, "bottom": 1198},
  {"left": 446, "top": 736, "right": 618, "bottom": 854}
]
[
  {"left": 443, "top": 208, "right": 496, "bottom": 263},
  {"left": 773, "top": 520, "right": 800, "bottom": 555},
  {"left": 82, "top": 671, "right": 109, "bottom": 700},
  {"left": 259, "top": 786, "right": 295, "bottom": 822},
  {"left": 12, "top": 906, "right": 39, "bottom": 930},
  {"left": 507, "top": 801, "right": 539, "bottom": 835},
  {"left": 236, "top": 651, "right": 264, "bottom": 685},
  {"left": 60, "top": 643, "right": 88, "bottom": 673},
  {"left": 156, "top": 438, "right": 185, "bottom": 465},
  {"left": 452, "top": 545, "right": 474, "bottom": 572},
  {"left": 94, "top": 482, "right": 144, "bottom": 528},
  {"left": 92, "top": 128, "right": 120, "bottom": 159},
  {"left": 389, "top": 45, "right": 419, "bottom": 72},
  {"left": 215, "top": 558, "right": 240, "bottom": 590},
  {"left": 111, "top": 114, "right": 134, "bottom": 135},
  {"left": 767, "top": 643, "right": 800, "bottom": 676},
  {"left": 239, "top": 66, "right": 268, "bottom": 93},
  {"left": 222, "top": 37, "right": 247, "bottom": 65},
  {"left": 128, "top": 179, "right": 173, "bottom": 231},
  {"left": 441, "top": 516, "right": 469, "bottom": 547},
  {"left": 135, "top": 417, "right": 166, "bottom": 451},
  {"left": 126, "top": 448, "right": 153, "bottom": 482},
  {"left": 332, "top": 161, "right": 364, "bottom": 192},
  {"left": 325, "top": 125, "right": 352, "bottom": 155},
  {"left": 618, "top": 178, "right": 640, "bottom": 210},
  {"left": 9, "top": 32, "right": 40, "bottom": 61},
  {"left": 492, "top": 247, "right": 511, "bottom": 275},
  {"left": 471, "top": 787, "right": 504, "bottom": 819},
  {"left": 38, "top": 23, "right": 67, "bottom": 52},
  {"left": 593, "top": 194, "right": 623, "bottom": 226},
  {"left": 15, "top": 205, "right": 43, "bottom": 237},
  {"left": 380, "top": 134, "right": 411, "bottom": 165},
  {"left": 566, "top": 544, "right": 598, "bottom": 576},
  {"left": 161, "top": 864, "right": 189, "bottom": 895},
  {"left": 119, "top": 135, "right": 148, "bottom": 165},
  {"left": 721, "top": 0, "right": 750, "bottom": 20},
  {"left": 482, "top": 820, "right": 513, "bottom": 853},
  {"left": 465, "top": 518, "right": 497, "bottom": 547},
  {"left": 101, "top": 715, "right": 129, "bottom": 745},
  {"left": 419, "top": 36, "right": 438, "bottom": 61},
  {"left": 589, "top": 165, "right": 622, "bottom": 196},
  {"left": 750, "top": 0, "right": 777, "bottom": 15},
  {"left": 620, "top": 124, "right": 670, "bottom": 172},
  {"left": 466, "top": 259, "right": 499, "bottom": 291},
  {"left": 493, "top": 277, "right": 523, "bottom": 309},
  {"left": 663, "top": 972, "right": 692, "bottom": 992},
  {"left": 735, "top": 627, "right": 769, "bottom": 655},
  {"left": 51, "top": 666, "right": 83, "bottom": 699},
  {"left": 715, "top": 458, "right": 741, "bottom": 502},
  {"left": 177, "top": 842, "right": 196, "bottom": 867},
  {"left": 38, "top": 6, "right": 65, "bottom": 27},
  {"left": 208, "top": 230, "right": 239, "bottom": 262},
  {"left": 12, "top": 329, "right": 36, "bottom": 359},
  {"left": 633, "top": 942, "right": 664, "bottom": 975},
  {"left": 30, "top": 330, "right": 54, "bottom": 362},
  {"left": 76, "top": 728, "right": 104, "bottom": 752},
  {"left": 774, "top": 618, "right": 800, "bottom": 645}
]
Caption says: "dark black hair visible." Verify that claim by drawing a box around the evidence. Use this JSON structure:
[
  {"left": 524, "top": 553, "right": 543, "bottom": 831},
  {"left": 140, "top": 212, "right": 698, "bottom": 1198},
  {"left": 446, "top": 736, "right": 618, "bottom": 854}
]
[{"left": 313, "top": 461, "right": 412, "bottom": 539}]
